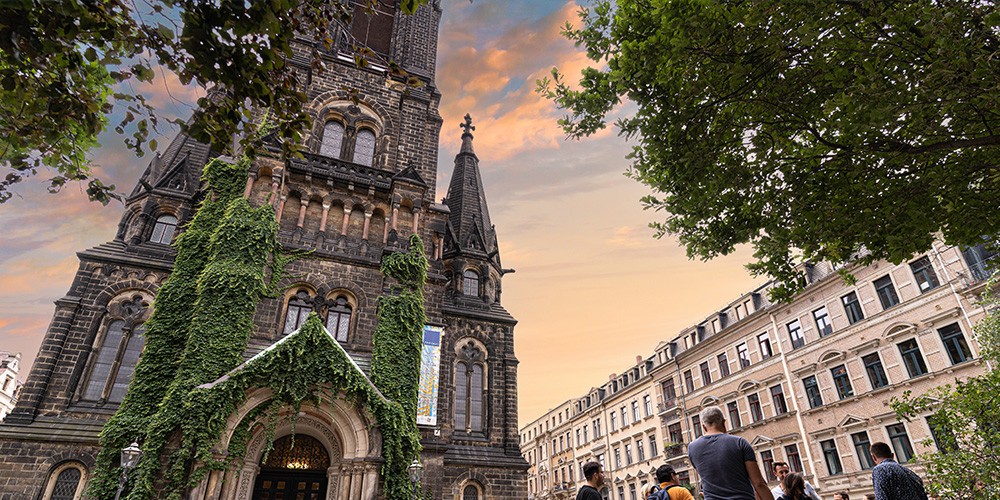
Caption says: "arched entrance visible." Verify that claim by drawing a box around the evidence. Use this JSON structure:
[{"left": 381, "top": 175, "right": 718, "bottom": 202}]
[{"left": 252, "top": 435, "right": 329, "bottom": 500}]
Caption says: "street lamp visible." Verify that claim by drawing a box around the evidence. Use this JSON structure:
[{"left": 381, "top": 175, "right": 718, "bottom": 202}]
[
  {"left": 114, "top": 441, "right": 143, "bottom": 500},
  {"left": 407, "top": 458, "right": 423, "bottom": 500}
]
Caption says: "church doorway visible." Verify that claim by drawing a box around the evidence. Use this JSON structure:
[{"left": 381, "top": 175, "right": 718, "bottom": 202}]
[{"left": 251, "top": 434, "right": 330, "bottom": 500}]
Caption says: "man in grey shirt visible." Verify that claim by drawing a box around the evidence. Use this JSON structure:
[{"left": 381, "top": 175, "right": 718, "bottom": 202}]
[{"left": 687, "top": 406, "right": 774, "bottom": 500}]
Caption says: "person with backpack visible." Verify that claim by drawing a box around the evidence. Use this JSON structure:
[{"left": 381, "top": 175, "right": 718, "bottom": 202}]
[{"left": 646, "top": 464, "right": 694, "bottom": 500}]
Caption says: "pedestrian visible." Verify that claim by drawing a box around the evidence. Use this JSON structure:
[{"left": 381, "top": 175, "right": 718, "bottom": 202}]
[
  {"left": 769, "top": 462, "right": 820, "bottom": 500},
  {"left": 641, "top": 483, "right": 658, "bottom": 499},
  {"left": 870, "top": 442, "right": 929, "bottom": 500},
  {"left": 775, "top": 472, "right": 806, "bottom": 500},
  {"left": 686, "top": 406, "right": 774, "bottom": 500},
  {"left": 647, "top": 464, "right": 694, "bottom": 500},
  {"left": 834, "top": 493, "right": 851, "bottom": 500},
  {"left": 576, "top": 461, "right": 605, "bottom": 500}
]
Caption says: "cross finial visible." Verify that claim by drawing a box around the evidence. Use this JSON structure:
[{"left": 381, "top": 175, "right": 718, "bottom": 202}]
[{"left": 460, "top": 114, "right": 475, "bottom": 135}]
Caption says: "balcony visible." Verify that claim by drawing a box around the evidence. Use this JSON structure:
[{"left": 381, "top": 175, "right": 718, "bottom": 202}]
[{"left": 664, "top": 443, "right": 686, "bottom": 459}]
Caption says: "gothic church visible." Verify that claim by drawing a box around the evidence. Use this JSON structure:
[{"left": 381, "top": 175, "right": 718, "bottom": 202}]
[{"left": 0, "top": 2, "right": 528, "bottom": 498}]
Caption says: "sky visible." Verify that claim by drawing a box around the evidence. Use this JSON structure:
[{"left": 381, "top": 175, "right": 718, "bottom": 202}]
[{"left": 0, "top": 0, "right": 764, "bottom": 426}]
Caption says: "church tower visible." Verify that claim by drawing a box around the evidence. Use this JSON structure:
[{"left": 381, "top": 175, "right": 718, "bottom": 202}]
[{"left": 0, "top": 2, "right": 528, "bottom": 498}]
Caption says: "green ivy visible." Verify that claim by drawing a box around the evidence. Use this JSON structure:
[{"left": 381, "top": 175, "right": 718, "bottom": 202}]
[
  {"left": 88, "top": 157, "right": 251, "bottom": 499},
  {"left": 90, "top": 160, "right": 428, "bottom": 499}
]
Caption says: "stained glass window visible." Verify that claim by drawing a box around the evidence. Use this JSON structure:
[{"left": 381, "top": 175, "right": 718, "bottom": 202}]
[
  {"left": 50, "top": 467, "right": 81, "bottom": 500},
  {"left": 326, "top": 296, "right": 352, "bottom": 342},
  {"left": 283, "top": 290, "right": 313, "bottom": 334},
  {"left": 320, "top": 120, "right": 344, "bottom": 158},
  {"left": 261, "top": 435, "right": 330, "bottom": 470},
  {"left": 82, "top": 320, "right": 126, "bottom": 401},
  {"left": 353, "top": 129, "right": 376, "bottom": 166}
]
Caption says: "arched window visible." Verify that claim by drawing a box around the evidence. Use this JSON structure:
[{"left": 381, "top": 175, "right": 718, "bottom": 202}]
[
  {"left": 353, "top": 128, "right": 376, "bottom": 167},
  {"left": 42, "top": 463, "right": 87, "bottom": 500},
  {"left": 463, "top": 484, "right": 481, "bottom": 500},
  {"left": 149, "top": 215, "right": 178, "bottom": 244},
  {"left": 463, "top": 270, "right": 479, "bottom": 297},
  {"left": 283, "top": 290, "right": 314, "bottom": 334},
  {"left": 319, "top": 120, "right": 345, "bottom": 158},
  {"left": 81, "top": 296, "right": 149, "bottom": 403},
  {"left": 455, "top": 341, "right": 486, "bottom": 433},
  {"left": 325, "top": 295, "right": 352, "bottom": 343}
]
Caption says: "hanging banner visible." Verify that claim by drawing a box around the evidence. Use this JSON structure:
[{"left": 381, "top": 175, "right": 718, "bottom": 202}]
[{"left": 416, "top": 325, "right": 444, "bottom": 426}]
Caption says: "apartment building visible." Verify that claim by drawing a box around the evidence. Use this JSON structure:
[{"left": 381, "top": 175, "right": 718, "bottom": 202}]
[{"left": 521, "top": 242, "right": 995, "bottom": 500}]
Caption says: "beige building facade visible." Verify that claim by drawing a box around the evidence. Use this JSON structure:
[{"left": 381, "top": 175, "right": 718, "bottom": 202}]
[{"left": 521, "top": 243, "right": 995, "bottom": 500}]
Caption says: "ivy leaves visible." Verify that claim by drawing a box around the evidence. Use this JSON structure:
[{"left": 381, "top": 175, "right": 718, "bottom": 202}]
[
  {"left": 542, "top": 0, "right": 1000, "bottom": 300},
  {"left": 0, "top": 0, "right": 428, "bottom": 204}
]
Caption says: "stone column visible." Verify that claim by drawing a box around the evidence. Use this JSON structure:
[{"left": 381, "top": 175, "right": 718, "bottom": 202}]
[
  {"left": 411, "top": 208, "right": 421, "bottom": 234},
  {"left": 297, "top": 199, "right": 309, "bottom": 228},
  {"left": 269, "top": 169, "right": 282, "bottom": 208},
  {"left": 243, "top": 171, "right": 256, "bottom": 199},
  {"left": 341, "top": 207, "right": 352, "bottom": 236},
  {"left": 276, "top": 195, "right": 287, "bottom": 222},
  {"left": 319, "top": 203, "right": 331, "bottom": 233},
  {"left": 391, "top": 203, "right": 399, "bottom": 231},
  {"left": 362, "top": 211, "right": 372, "bottom": 240}
]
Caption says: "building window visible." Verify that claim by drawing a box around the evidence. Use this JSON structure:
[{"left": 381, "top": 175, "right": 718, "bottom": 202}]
[
  {"left": 852, "top": 431, "right": 876, "bottom": 470},
  {"left": 632, "top": 400, "right": 641, "bottom": 422},
  {"left": 618, "top": 486, "right": 625, "bottom": 500},
  {"left": 324, "top": 295, "right": 352, "bottom": 342},
  {"left": 352, "top": 128, "right": 377, "bottom": 166},
  {"left": 909, "top": 256, "right": 940, "bottom": 292},
  {"left": 898, "top": 338, "right": 929, "bottom": 378},
  {"left": 684, "top": 370, "right": 694, "bottom": 393},
  {"left": 962, "top": 243, "right": 998, "bottom": 280},
  {"left": 938, "top": 323, "right": 973, "bottom": 365},
  {"left": 737, "top": 343, "right": 751, "bottom": 368},
  {"left": 614, "top": 447, "right": 622, "bottom": 468},
  {"left": 760, "top": 450, "right": 775, "bottom": 481},
  {"left": 643, "top": 394, "right": 652, "bottom": 416},
  {"left": 831, "top": 364, "right": 854, "bottom": 399},
  {"left": 637, "top": 438, "right": 646, "bottom": 461},
  {"left": 803, "top": 375, "right": 823, "bottom": 408},
  {"left": 668, "top": 422, "right": 682, "bottom": 445},
  {"left": 662, "top": 377, "right": 676, "bottom": 406},
  {"left": 770, "top": 384, "right": 788, "bottom": 415},
  {"left": 81, "top": 295, "right": 150, "bottom": 403},
  {"left": 927, "top": 417, "right": 957, "bottom": 453},
  {"left": 887, "top": 424, "right": 915, "bottom": 463},
  {"left": 785, "top": 444, "right": 803, "bottom": 472},
  {"left": 700, "top": 361, "right": 712, "bottom": 385},
  {"left": 621, "top": 406, "right": 629, "bottom": 426},
  {"left": 593, "top": 418, "right": 602, "bottom": 438},
  {"left": 628, "top": 483, "right": 637, "bottom": 500},
  {"left": 463, "top": 484, "right": 480, "bottom": 500},
  {"left": 727, "top": 401, "right": 742, "bottom": 428},
  {"left": 718, "top": 352, "right": 731, "bottom": 378},
  {"left": 319, "top": 120, "right": 345, "bottom": 158},
  {"left": 758, "top": 332, "right": 773, "bottom": 358},
  {"left": 874, "top": 275, "right": 900, "bottom": 310},
  {"left": 462, "top": 270, "right": 480, "bottom": 297},
  {"left": 610, "top": 412, "right": 617, "bottom": 432},
  {"left": 813, "top": 306, "right": 833, "bottom": 337},
  {"left": 43, "top": 463, "right": 86, "bottom": 500},
  {"left": 787, "top": 319, "right": 805, "bottom": 349},
  {"left": 649, "top": 434, "right": 659, "bottom": 456},
  {"left": 862, "top": 352, "right": 889, "bottom": 389},
  {"left": 748, "top": 393, "right": 763, "bottom": 422},
  {"left": 691, "top": 415, "right": 702, "bottom": 438},
  {"left": 625, "top": 443, "right": 633, "bottom": 465},
  {"left": 149, "top": 215, "right": 178, "bottom": 244},
  {"left": 842, "top": 291, "right": 865, "bottom": 324},
  {"left": 283, "top": 289, "right": 314, "bottom": 334},
  {"left": 822, "top": 439, "right": 843, "bottom": 475},
  {"left": 454, "top": 341, "right": 486, "bottom": 433},
  {"left": 583, "top": 425, "right": 589, "bottom": 442}
]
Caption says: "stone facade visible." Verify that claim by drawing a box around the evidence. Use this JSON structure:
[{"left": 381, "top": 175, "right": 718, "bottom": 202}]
[
  {"left": 0, "top": 2, "right": 527, "bottom": 499},
  {"left": 522, "top": 243, "right": 995, "bottom": 500}
]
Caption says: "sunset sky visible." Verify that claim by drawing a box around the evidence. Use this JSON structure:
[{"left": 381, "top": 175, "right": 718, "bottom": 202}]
[{"left": 0, "top": 0, "right": 764, "bottom": 425}]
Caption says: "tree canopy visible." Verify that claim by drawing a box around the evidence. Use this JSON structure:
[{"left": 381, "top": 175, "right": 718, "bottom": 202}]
[
  {"left": 540, "top": 0, "right": 1000, "bottom": 299},
  {"left": 0, "top": 0, "right": 426, "bottom": 204}
]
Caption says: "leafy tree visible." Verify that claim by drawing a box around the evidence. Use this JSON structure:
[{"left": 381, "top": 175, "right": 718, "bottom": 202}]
[
  {"left": 0, "top": 0, "right": 426, "bottom": 204},
  {"left": 540, "top": 0, "right": 1000, "bottom": 299},
  {"left": 892, "top": 276, "right": 1000, "bottom": 500}
]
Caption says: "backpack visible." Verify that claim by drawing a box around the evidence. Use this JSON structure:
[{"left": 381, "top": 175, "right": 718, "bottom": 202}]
[{"left": 647, "top": 485, "right": 686, "bottom": 500}]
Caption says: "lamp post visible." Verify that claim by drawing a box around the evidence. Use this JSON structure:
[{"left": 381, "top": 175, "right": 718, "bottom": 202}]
[
  {"left": 407, "top": 458, "right": 423, "bottom": 500},
  {"left": 114, "top": 441, "right": 143, "bottom": 500}
]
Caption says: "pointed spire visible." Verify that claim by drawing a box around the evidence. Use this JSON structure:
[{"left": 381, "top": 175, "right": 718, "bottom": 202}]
[{"left": 459, "top": 113, "right": 476, "bottom": 155}]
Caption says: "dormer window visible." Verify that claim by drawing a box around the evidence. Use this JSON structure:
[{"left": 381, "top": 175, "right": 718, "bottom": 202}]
[
  {"left": 463, "top": 270, "right": 480, "bottom": 297},
  {"left": 149, "top": 215, "right": 178, "bottom": 244},
  {"left": 319, "top": 120, "right": 345, "bottom": 158}
]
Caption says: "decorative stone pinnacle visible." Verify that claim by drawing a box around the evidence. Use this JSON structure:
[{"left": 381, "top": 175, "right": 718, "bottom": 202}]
[{"left": 460, "top": 114, "right": 475, "bottom": 136}]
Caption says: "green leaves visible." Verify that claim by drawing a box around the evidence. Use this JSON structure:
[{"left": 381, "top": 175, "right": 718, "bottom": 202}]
[{"left": 544, "top": 0, "right": 1000, "bottom": 299}]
